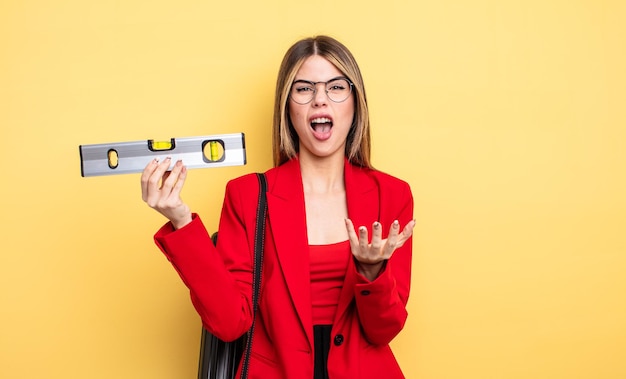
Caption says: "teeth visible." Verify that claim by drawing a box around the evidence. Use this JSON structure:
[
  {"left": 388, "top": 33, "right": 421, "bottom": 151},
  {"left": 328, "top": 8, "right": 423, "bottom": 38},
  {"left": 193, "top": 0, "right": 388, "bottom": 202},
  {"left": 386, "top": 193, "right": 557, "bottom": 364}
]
[{"left": 311, "top": 117, "right": 332, "bottom": 124}]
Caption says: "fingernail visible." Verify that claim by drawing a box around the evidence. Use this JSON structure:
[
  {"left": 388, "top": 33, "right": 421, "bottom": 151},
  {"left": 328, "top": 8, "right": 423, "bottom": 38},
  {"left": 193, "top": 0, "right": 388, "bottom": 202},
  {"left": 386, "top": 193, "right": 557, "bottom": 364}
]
[
  {"left": 393, "top": 220, "right": 399, "bottom": 227},
  {"left": 374, "top": 222, "right": 380, "bottom": 229}
]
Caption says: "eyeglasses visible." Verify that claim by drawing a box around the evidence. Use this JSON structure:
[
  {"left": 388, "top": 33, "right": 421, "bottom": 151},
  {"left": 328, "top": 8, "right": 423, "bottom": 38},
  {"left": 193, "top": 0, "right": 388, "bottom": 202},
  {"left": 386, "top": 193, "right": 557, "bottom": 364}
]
[{"left": 289, "top": 77, "right": 354, "bottom": 105}]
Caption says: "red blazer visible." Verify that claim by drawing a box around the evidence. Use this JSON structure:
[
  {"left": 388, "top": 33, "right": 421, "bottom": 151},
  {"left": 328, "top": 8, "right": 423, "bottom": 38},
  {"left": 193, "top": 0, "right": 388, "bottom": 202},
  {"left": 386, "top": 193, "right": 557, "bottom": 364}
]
[{"left": 155, "top": 158, "right": 414, "bottom": 379}]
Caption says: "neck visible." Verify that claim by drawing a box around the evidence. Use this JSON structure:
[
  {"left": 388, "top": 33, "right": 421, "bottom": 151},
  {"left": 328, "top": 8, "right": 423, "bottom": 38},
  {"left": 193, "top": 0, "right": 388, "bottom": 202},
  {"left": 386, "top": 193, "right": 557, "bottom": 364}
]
[{"left": 299, "top": 152, "right": 345, "bottom": 194}]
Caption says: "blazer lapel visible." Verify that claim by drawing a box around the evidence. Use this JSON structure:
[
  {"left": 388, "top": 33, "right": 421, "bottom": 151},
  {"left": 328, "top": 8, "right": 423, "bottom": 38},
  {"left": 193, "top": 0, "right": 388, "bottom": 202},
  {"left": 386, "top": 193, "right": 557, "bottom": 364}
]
[
  {"left": 266, "top": 159, "right": 314, "bottom": 350},
  {"left": 335, "top": 161, "right": 380, "bottom": 324}
]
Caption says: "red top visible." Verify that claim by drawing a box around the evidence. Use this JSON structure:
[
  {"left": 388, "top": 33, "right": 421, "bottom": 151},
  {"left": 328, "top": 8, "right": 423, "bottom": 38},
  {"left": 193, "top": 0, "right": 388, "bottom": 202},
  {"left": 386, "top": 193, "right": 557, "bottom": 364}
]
[{"left": 309, "top": 240, "right": 351, "bottom": 325}]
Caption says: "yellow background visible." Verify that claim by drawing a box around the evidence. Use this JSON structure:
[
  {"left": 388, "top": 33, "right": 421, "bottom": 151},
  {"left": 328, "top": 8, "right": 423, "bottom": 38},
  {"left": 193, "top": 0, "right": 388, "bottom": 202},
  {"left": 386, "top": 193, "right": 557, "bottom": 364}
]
[{"left": 1, "top": 1, "right": 625, "bottom": 378}]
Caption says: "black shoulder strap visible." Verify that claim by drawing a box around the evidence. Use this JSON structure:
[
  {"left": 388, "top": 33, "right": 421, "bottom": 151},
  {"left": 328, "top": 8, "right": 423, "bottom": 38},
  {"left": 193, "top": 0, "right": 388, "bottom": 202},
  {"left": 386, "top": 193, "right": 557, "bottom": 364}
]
[{"left": 240, "top": 173, "right": 267, "bottom": 378}]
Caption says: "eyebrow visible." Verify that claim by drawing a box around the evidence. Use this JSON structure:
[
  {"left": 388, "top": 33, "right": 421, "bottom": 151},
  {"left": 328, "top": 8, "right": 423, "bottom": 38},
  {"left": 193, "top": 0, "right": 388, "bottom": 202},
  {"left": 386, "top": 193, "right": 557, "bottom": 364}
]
[{"left": 292, "top": 76, "right": 348, "bottom": 84}]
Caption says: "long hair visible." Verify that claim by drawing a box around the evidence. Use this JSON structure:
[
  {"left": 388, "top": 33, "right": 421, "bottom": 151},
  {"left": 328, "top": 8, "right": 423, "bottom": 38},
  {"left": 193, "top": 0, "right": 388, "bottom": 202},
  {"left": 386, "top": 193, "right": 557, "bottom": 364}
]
[{"left": 272, "top": 36, "right": 372, "bottom": 168}]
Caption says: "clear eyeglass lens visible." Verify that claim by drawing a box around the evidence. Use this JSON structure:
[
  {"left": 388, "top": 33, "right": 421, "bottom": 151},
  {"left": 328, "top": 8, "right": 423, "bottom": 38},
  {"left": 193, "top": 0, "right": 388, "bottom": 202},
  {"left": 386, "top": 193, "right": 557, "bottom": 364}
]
[
  {"left": 291, "top": 78, "right": 352, "bottom": 104},
  {"left": 326, "top": 79, "right": 351, "bottom": 102}
]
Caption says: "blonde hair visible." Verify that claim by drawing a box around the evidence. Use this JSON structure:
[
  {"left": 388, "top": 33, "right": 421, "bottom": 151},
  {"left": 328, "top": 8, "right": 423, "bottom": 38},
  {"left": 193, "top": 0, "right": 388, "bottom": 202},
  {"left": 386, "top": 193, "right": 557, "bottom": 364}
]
[{"left": 272, "top": 36, "right": 372, "bottom": 168}]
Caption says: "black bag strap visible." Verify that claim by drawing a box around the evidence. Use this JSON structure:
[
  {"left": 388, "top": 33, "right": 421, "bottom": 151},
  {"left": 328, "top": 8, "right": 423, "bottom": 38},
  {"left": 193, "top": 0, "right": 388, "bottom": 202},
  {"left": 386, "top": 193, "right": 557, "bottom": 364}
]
[{"left": 240, "top": 172, "right": 267, "bottom": 379}]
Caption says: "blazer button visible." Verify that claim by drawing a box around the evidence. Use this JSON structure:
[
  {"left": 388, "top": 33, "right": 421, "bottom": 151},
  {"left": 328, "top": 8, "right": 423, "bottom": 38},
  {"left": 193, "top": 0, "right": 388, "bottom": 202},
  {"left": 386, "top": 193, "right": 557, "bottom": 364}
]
[
  {"left": 333, "top": 334, "right": 344, "bottom": 346},
  {"left": 360, "top": 290, "right": 371, "bottom": 296}
]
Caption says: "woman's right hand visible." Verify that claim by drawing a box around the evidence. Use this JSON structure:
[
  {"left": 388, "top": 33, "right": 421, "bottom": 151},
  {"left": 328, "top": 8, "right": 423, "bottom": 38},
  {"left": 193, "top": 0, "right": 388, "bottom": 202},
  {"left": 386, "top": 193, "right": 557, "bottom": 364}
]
[{"left": 141, "top": 157, "right": 193, "bottom": 229}]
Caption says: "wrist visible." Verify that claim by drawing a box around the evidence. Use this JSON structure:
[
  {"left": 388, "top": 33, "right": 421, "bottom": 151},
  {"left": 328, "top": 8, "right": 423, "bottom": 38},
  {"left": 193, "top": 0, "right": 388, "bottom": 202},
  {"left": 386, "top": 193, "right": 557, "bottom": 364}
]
[
  {"left": 171, "top": 213, "right": 193, "bottom": 230},
  {"left": 355, "top": 259, "right": 385, "bottom": 281}
]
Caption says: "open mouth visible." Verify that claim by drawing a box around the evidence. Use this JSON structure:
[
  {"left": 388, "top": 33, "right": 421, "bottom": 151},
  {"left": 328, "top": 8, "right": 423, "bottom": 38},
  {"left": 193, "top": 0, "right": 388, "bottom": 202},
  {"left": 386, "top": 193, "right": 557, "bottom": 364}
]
[{"left": 310, "top": 117, "right": 333, "bottom": 133}]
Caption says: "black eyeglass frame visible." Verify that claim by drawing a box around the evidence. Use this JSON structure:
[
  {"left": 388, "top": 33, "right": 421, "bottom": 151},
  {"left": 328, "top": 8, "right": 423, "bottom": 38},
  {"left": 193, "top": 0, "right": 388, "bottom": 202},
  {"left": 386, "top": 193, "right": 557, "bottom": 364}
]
[{"left": 289, "top": 76, "right": 354, "bottom": 105}]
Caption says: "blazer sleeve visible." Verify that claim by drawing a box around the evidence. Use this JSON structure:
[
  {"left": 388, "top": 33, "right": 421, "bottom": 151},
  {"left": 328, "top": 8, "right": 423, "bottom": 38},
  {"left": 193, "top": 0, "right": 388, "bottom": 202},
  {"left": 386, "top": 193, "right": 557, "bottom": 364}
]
[
  {"left": 153, "top": 174, "right": 259, "bottom": 341},
  {"left": 352, "top": 179, "right": 414, "bottom": 346}
]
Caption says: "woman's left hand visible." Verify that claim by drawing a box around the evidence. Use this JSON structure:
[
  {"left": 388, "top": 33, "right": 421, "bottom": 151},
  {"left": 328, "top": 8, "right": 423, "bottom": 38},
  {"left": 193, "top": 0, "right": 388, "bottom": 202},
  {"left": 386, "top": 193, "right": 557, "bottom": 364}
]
[{"left": 345, "top": 219, "right": 416, "bottom": 281}]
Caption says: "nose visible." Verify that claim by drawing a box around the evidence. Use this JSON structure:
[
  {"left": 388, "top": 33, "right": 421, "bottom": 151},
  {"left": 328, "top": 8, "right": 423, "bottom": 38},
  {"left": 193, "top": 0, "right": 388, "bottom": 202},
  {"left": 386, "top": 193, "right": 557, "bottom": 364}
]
[{"left": 311, "top": 83, "right": 328, "bottom": 106}]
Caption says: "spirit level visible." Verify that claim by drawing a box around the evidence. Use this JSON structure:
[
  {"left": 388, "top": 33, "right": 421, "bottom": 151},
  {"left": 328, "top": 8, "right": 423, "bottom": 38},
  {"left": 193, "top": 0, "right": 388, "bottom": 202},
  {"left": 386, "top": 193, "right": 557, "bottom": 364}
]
[{"left": 79, "top": 133, "right": 246, "bottom": 177}]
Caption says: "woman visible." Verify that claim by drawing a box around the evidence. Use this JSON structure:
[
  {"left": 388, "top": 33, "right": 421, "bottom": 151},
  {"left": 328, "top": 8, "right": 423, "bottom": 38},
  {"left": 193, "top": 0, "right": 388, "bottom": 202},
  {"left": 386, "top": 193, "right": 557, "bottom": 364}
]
[{"left": 141, "top": 35, "right": 416, "bottom": 379}]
